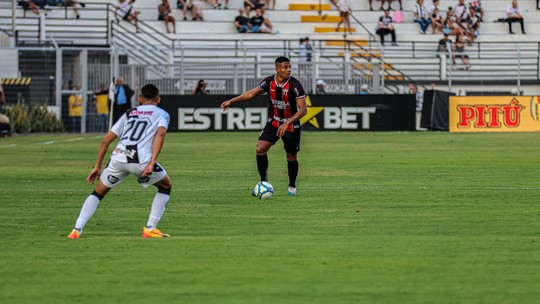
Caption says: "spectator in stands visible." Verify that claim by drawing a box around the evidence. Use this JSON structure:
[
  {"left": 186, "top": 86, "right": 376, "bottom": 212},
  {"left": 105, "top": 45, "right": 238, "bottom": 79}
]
[
  {"left": 292, "top": 38, "right": 309, "bottom": 78},
  {"left": 466, "top": 6, "right": 481, "bottom": 39},
  {"left": 437, "top": 33, "right": 453, "bottom": 53},
  {"left": 178, "top": 0, "right": 204, "bottom": 21},
  {"left": 506, "top": 0, "right": 525, "bottom": 34},
  {"left": 408, "top": 83, "right": 423, "bottom": 111},
  {"left": 368, "top": 0, "right": 375, "bottom": 11},
  {"left": 0, "top": 84, "right": 11, "bottom": 137},
  {"left": 332, "top": 0, "right": 352, "bottom": 35},
  {"left": 205, "top": 0, "right": 221, "bottom": 9},
  {"left": 315, "top": 80, "right": 327, "bottom": 94},
  {"left": 413, "top": 0, "right": 431, "bottom": 34},
  {"left": 68, "top": 83, "right": 83, "bottom": 133},
  {"left": 113, "top": 76, "right": 134, "bottom": 123},
  {"left": 249, "top": 8, "right": 273, "bottom": 33},
  {"left": 427, "top": 0, "right": 439, "bottom": 15},
  {"left": 437, "top": 32, "right": 466, "bottom": 70},
  {"left": 468, "top": 0, "right": 483, "bottom": 22},
  {"left": 305, "top": 37, "right": 313, "bottom": 62},
  {"left": 454, "top": 0, "right": 470, "bottom": 27},
  {"left": 454, "top": 35, "right": 470, "bottom": 70},
  {"left": 381, "top": 0, "right": 402, "bottom": 11},
  {"left": 431, "top": 7, "right": 444, "bottom": 34},
  {"left": 442, "top": 8, "right": 466, "bottom": 37},
  {"left": 192, "top": 79, "right": 209, "bottom": 95},
  {"left": 376, "top": 9, "right": 397, "bottom": 46},
  {"left": 297, "top": 38, "right": 309, "bottom": 62},
  {"left": 64, "top": 0, "right": 85, "bottom": 19},
  {"left": 158, "top": 0, "right": 176, "bottom": 33},
  {"left": 244, "top": 0, "right": 265, "bottom": 17},
  {"left": 93, "top": 84, "right": 110, "bottom": 133},
  {"left": 234, "top": 7, "right": 250, "bottom": 33},
  {"left": 264, "top": 0, "right": 274, "bottom": 10},
  {"left": 20, "top": 0, "right": 41, "bottom": 16},
  {"left": 116, "top": 0, "right": 140, "bottom": 32},
  {"left": 427, "top": 1, "right": 441, "bottom": 33},
  {"left": 359, "top": 84, "right": 370, "bottom": 94}
]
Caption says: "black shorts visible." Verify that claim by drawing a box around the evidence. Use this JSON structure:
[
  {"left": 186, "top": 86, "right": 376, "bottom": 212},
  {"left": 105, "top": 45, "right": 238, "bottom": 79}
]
[{"left": 258, "top": 121, "right": 301, "bottom": 155}]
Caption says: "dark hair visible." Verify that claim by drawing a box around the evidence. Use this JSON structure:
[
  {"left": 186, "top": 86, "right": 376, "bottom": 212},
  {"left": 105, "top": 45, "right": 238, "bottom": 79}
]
[
  {"left": 275, "top": 56, "right": 290, "bottom": 65},
  {"left": 141, "top": 84, "right": 159, "bottom": 100}
]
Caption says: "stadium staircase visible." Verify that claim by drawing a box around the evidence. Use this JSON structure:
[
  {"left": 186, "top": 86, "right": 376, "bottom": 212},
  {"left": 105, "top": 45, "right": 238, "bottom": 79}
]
[{"left": 1, "top": 0, "right": 540, "bottom": 93}]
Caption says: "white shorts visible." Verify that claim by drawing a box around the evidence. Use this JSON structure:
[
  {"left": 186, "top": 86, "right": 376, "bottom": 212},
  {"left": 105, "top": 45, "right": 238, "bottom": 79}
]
[{"left": 100, "top": 159, "right": 168, "bottom": 188}]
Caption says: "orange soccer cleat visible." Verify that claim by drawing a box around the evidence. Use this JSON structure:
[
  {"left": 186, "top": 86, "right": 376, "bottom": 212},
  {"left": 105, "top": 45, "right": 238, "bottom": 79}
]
[
  {"left": 142, "top": 227, "right": 170, "bottom": 238},
  {"left": 67, "top": 229, "right": 80, "bottom": 239}
]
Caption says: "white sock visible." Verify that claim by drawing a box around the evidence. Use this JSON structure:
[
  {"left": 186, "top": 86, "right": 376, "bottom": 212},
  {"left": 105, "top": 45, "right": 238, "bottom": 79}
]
[
  {"left": 74, "top": 194, "right": 101, "bottom": 234},
  {"left": 145, "top": 192, "right": 170, "bottom": 230}
]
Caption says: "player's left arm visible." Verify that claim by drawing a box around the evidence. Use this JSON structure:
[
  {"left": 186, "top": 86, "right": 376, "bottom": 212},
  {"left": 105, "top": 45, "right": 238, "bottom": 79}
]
[
  {"left": 277, "top": 96, "right": 307, "bottom": 137},
  {"left": 142, "top": 126, "right": 167, "bottom": 177}
]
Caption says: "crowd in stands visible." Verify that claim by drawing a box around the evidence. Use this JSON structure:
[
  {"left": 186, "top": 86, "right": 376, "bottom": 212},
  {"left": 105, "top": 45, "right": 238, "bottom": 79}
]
[
  {"left": 16, "top": 0, "right": 533, "bottom": 40},
  {"left": 116, "top": 0, "right": 140, "bottom": 32},
  {"left": 368, "top": 0, "right": 402, "bottom": 11},
  {"left": 20, "top": 0, "right": 85, "bottom": 18},
  {"left": 234, "top": 6, "right": 274, "bottom": 33}
]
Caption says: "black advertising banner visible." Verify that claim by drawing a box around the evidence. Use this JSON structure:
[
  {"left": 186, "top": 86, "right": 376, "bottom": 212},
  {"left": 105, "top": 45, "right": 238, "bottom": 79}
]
[
  {"left": 159, "top": 94, "right": 416, "bottom": 132},
  {"left": 421, "top": 90, "right": 453, "bottom": 131}
]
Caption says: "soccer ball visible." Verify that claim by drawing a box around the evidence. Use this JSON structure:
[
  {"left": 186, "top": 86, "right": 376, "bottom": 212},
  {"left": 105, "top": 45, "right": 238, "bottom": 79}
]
[{"left": 253, "top": 181, "right": 273, "bottom": 199}]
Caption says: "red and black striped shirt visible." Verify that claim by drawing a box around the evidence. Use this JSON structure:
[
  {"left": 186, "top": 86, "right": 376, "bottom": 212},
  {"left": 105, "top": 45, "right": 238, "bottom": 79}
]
[{"left": 258, "top": 75, "right": 306, "bottom": 132}]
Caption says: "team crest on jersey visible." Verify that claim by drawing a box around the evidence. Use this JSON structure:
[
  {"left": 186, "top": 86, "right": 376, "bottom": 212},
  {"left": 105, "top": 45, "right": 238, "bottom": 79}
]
[
  {"left": 137, "top": 176, "right": 150, "bottom": 183},
  {"left": 107, "top": 175, "right": 119, "bottom": 184},
  {"left": 283, "top": 89, "right": 289, "bottom": 96}
]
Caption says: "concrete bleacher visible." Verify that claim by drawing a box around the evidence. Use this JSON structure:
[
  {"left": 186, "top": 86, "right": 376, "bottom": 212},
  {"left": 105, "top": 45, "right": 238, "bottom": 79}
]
[
  {"left": 127, "top": 0, "right": 540, "bottom": 40},
  {"left": 7, "top": 0, "right": 540, "bottom": 46},
  {"left": 3, "top": 0, "right": 540, "bottom": 93}
]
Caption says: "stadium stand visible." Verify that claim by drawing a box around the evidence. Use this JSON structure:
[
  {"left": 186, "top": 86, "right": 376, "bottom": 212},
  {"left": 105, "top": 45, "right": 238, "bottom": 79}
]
[{"left": 0, "top": 0, "right": 539, "bottom": 95}]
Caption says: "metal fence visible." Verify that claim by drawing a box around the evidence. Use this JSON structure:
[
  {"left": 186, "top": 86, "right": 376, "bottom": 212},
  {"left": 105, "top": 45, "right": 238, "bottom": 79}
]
[
  {"left": 2, "top": 42, "right": 539, "bottom": 133},
  {"left": 2, "top": 46, "right": 374, "bottom": 133}
]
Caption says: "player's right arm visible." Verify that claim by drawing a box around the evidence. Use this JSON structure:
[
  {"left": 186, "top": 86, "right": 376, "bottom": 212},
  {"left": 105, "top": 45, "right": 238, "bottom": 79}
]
[
  {"left": 220, "top": 87, "right": 264, "bottom": 112},
  {"left": 142, "top": 126, "right": 167, "bottom": 177},
  {"left": 87, "top": 131, "right": 118, "bottom": 184}
]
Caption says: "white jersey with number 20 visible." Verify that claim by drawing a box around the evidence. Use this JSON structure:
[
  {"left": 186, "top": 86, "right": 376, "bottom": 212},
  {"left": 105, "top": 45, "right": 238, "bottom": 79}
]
[{"left": 110, "top": 105, "right": 170, "bottom": 164}]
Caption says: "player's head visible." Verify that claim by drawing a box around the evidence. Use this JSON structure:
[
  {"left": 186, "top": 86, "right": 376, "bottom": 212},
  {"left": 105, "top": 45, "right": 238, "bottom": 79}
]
[
  {"left": 140, "top": 84, "right": 160, "bottom": 104},
  {"left": 275, "top": 56, "right": 290, "bottom": 66},
  {"left": 275, "top": 56, "right": 291, "bottom": 79}
]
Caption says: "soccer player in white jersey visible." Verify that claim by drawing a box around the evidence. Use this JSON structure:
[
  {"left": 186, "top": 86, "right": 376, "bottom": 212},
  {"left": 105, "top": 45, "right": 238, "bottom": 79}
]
[{"left": 68, "top": 84, "right": 173, "bottom": 239}]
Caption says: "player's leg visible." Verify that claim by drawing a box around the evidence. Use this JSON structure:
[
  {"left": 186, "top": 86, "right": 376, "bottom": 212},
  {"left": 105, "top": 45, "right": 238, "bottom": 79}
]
[
  {"left": 142, "top": 176, "right": 172, "bottom": 238},
  {"left": 282, "top": 130, "right": 301, "bottom": 196},
  {"left": 137, "top": 163, "right": 172, "bottom": 238},
  {"left": 68, "top": 181, "right": 111, "bottom": 238},
  {"left": 256, "top": 122, "right": 279, "bottom": 182},
  {"left": 256, "top": 140, "right": 273, "bottom": 182},
  {"left": 68, "top": 160, "right": 129, "bottom": 238},
  {"left": 286, "top": 152, "right": 298, "bottom": 196}
]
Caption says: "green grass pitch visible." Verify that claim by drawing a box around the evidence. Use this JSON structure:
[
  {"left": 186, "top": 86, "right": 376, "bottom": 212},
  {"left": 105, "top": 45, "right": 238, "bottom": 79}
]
[{"left": 0, "top": 132, "right": 539, "bottom": 303}]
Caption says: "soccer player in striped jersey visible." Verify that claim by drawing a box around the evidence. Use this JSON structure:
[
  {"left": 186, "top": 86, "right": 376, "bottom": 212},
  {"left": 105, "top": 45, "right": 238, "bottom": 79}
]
[
  {"left": 220, "top": 56, "right": 307, "bottom": 196},
  {"left": 67, "top": 84, "right": 173, "bottom": 239}
]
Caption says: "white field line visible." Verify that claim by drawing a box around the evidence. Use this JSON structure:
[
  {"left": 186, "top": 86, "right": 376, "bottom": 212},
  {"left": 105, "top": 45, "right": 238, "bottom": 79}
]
[{"left": 0, "top": 136, "right": 103, "bottom": 148}]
